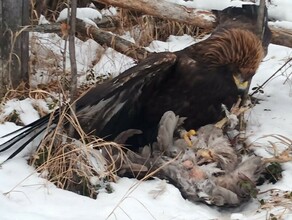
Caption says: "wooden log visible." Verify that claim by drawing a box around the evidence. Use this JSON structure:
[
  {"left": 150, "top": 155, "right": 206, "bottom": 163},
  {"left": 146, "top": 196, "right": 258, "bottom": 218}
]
[
  {"left": 270, "top": 26, "right": 292, "bottom": 48},
  {"left": 26, "top": 2, "right": 292, "bottom": 57},
  {"left": 94, "top": 0, "right": 292, "bottom": 48},
  {"left": 27, "top": 22, "right": 292, "bottom": 61},
  {"left": 26, "top": 15, "right": 118, "bottom": 32},
  {"left": 75, "top": 19, "right": 148, "bottom": 61},
  {"left": 94, "top": 0, "right": 216, "bottom": 30},
  {"left": 26, "top": 18, "right": 148, "bottom": 61}
]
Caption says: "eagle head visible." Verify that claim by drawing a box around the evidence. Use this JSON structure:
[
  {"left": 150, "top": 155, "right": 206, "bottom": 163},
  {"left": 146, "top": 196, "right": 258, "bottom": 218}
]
[{"left": 193, "top": 28, "right": 265, "bottom": 90}]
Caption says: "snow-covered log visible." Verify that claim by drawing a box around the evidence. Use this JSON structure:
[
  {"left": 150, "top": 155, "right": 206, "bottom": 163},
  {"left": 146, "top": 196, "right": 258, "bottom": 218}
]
[
  {"left": 94, "top": 0, "right": 216, "bottom": 30},
  {"left": 94, "top": 0, "right": 292, "bottom": 48}
]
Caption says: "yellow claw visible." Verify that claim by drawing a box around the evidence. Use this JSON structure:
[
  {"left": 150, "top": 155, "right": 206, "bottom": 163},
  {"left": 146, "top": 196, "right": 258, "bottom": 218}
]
[
  {"left": 197, "top": 149, "right": 213, "bottom": 161},
  {"left": 215, "top": 117, "right": 227, "bottom": 128},
  {"left": 188, "top": 129, "right": 197, "bottom": 136},
  {"left": 183, "top": 129, "right": 197, "bottom": 147}
]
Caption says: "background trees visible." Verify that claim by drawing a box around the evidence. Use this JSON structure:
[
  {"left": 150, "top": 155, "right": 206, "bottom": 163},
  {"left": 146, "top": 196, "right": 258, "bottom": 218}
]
[{"left": 0, "top": 0, "right": 29, "bottom": 98}]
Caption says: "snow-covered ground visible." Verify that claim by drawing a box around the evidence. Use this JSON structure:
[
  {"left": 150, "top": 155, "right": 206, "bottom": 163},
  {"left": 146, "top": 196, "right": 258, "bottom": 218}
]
[{"left": 1, "top": 1, "right": 292, "bottom": 220}]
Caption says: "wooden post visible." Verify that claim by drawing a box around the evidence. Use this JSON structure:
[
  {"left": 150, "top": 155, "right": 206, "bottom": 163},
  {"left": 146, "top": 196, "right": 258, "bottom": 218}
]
[{"left": 0, "top": 0, "right": 29, "bottom": 98}]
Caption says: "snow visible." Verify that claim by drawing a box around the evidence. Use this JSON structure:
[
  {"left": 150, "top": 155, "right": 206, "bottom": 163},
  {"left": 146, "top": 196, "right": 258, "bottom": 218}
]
[
  {"left": 269, "top": 20, "right": 292, "bottom": 30},
  {"left": 1, "top": 1, "right": 292, "bottom": 220},
  {"left": 57, "top": 8, "right": 102, "bottom": 27},
  {"left": 168, "top": 0, "right": 292, "bottom": 25},
  {"left": 38, "top": 15, "right": 50, "bottom": 25},
  {"left": 146, "top": 34, "right": 197, "bottom": 52},
  {"left": 0, "top": 162, "right": 220, "bottom": 220},
  {"left": 267, "top": 0, "right": 292, "bottom": 22},
  {"left": 93, "top": 47, "right": 136, "bottom": 78},
  {"left": 167, "top": 0, "right": 256, "bottom": 10},
  {"left": 101, "top": 6, "right": 118, "bottom": 17},
  {"left": 246, "top": 44, "right": 292, "bottom": 142},
  {"left": 1, "top": 99, "right": 41, "bottom": 125}
]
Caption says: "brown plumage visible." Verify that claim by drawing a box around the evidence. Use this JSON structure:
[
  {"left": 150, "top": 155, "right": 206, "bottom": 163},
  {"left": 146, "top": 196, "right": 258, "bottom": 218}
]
[
  {"left": 122, "top": 27, "right": 264, "bottom": 140},
  {"left": 0, "top": 4, "right": 270, "bottom": 161}
]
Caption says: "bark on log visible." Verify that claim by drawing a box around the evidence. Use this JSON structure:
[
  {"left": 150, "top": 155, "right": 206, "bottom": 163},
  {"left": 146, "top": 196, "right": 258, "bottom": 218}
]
[
  {"left": 27, "top": 1, "right": 292, "bottom": 52},
  {"left": 26, "top": 16, "right": 118, "bottom": 33},
  {"left": 94, "top": 0, "right": 292, "bottom": 48},
  {"left": 270, "top": 26, "right": 292, "bottom": 48},
  {"left": 94, "top": 0, "right": 216, "bottom": 30},
  {"left": 75, "top": 19, "right": 148, "bottom": 61},
  {"left": 27, "top": 22, "right": 292, "bottom": 57},
  {"left": 26, "top": 19, "right": 148, "bottom": 61}
]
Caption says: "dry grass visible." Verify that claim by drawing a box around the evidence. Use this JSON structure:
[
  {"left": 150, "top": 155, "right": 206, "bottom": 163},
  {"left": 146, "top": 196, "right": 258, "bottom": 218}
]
[
  {"left": 0, "top": 83, "right": 60, "bottom": 125},
  {"left": 30, "top": 0, "right": 69, "bottom": 23},
  {"left": 116, "top": 9, "right": 205, "bottom": 47},
  {"left": 258, "top": 189, "right": 292, "bottom": 220},
  {"left": 0, "top": 82, "right": 127, "bottom": 198},
  {"left": 249, "top": 134, "right": 292, "bottom": 163},
  {"left": 28, "top": 106, "right": 129, "bottom": 198},
  {"left": 245, "top": 134, "right": 292, "bottom": 219}
]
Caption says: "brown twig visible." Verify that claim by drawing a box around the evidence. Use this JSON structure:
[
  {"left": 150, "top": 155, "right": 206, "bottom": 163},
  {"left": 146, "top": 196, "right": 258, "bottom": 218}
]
[{"left": 68, "top": 0, "right": 78, "bottom": 136}]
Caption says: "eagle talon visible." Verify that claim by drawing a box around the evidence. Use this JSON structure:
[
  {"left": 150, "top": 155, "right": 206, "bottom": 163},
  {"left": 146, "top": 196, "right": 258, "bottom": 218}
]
[
  {"left": 215, "top": 98, "right": 250, "bottom": 129},
  {"left": 182, "top": 129, "right": 197, "bottom": 147}
]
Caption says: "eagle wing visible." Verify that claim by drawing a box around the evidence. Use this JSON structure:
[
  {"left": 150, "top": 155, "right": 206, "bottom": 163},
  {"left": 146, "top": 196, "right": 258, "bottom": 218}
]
[
  {"left": 0, "top": 52, "right": 177, "bottom": 161},
  {"left": 76, "top": 52, "right": 177, "bottom": 139}
]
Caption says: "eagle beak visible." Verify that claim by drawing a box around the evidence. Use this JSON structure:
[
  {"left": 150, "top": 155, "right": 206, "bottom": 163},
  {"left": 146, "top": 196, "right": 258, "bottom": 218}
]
[{"left": 233, "top": 75, "right": 249, "bottom": 90}]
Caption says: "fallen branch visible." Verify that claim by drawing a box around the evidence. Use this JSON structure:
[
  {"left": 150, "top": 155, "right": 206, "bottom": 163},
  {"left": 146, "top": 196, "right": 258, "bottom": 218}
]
[
  {"left": 270, "top": 26, "right": 292, "bottom": 48},
  {"left": 75, "top": 19, "right": 148, "bottom": 61},
  {"left": 94, "top": 0, "right": 216, "bottom": 30},
  {"left": 27, "top": 19, "right": 149, "bottom": 61},
  {"left": 25, "top": 2, "right": 292, "bottom": 60},
  {"left": 26, "top": 15, "right": 118, "bottom": 32},
  {"left": 95, "top": 0, "right": 292, "bottom": 48}
]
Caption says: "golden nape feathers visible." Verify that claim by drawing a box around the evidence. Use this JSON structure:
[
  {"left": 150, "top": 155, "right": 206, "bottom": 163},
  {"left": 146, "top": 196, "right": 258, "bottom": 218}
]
[{"left": 191, "top": 28, "right": 264, "bottom": 81}]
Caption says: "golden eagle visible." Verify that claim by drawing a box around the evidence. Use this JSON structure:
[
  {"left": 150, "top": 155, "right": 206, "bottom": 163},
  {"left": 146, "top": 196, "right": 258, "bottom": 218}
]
[{"left": 0, "top": 5, "right": 271, "bottom": 161}]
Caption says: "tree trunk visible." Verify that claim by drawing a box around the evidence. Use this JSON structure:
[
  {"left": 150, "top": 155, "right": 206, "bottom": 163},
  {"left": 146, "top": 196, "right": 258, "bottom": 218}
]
[{"left": 0, "top": 0, "right": 29, "bottom": 98}]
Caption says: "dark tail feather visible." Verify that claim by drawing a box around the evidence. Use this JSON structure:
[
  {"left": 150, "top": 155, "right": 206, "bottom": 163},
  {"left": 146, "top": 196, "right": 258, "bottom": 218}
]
[
  {"left": 0, "top": 114, "right": 50, "bottom": 152},
  {"left": 0, "top": 111, "right": 58, "bottom": 139},
  {"left": 2, "top": 125, "right": 50, "bottom": 163},
  {"left": 0, "top": 111, "right": 59, "bottom": 162}
]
